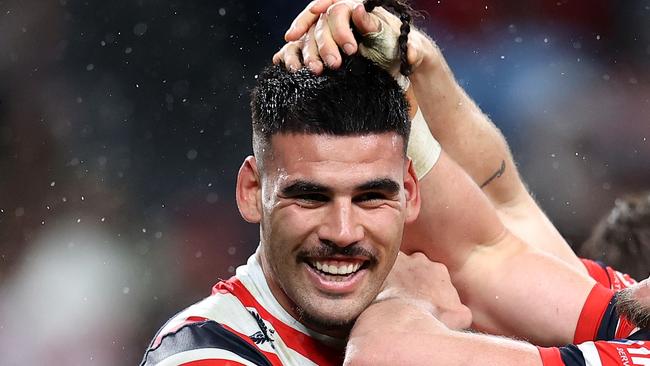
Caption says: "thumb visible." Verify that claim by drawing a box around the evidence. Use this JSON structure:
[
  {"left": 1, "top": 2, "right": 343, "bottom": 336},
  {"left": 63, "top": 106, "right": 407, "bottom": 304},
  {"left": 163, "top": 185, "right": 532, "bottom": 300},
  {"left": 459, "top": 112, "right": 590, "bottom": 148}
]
[{"left": 351, "top": 3, "right": 381, "bottom": 35}]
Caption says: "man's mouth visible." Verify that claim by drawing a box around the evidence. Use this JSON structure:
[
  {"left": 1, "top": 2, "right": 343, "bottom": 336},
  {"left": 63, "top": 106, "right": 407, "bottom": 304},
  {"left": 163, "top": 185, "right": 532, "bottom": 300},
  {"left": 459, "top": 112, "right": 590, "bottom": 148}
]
[{"left": 306, "top": 259, "right": 368, "bottom": 281}]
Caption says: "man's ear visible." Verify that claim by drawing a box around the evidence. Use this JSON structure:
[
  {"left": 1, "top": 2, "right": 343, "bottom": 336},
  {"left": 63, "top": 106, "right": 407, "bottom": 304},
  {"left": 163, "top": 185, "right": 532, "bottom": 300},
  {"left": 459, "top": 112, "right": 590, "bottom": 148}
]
[
  {"left": 236, "top": 156, "right": 262, "bottom": 223},
  {"left": 404, "top": 158, "right": 421, "bottom": 224}
]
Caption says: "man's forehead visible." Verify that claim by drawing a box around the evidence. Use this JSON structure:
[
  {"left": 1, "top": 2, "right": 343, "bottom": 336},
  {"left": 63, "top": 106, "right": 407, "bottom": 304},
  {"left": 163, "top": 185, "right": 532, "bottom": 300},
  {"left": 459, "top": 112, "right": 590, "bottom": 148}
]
[
  {"left": 261, "top": 132, "right": 407, "bottom": 188},
  {"left": 267, "top": 132, "right": 406, "bottom": 162}
]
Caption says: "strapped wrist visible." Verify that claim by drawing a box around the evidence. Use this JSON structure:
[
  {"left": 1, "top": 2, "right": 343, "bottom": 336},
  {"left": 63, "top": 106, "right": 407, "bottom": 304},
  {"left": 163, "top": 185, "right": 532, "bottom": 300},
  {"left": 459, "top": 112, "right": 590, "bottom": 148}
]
[{"left": 407, "top": 107, "right": 441, "bottom": 179}]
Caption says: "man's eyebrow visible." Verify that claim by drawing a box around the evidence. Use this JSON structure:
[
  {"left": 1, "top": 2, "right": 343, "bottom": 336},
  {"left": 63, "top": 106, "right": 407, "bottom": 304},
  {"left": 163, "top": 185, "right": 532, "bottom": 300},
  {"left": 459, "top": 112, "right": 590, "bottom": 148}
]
[
  {"left": 280, "top": 180, "right": 331, "bottom": 196},
  {"left": 356, "top": 178, "right": 401, "bottom": 194}
]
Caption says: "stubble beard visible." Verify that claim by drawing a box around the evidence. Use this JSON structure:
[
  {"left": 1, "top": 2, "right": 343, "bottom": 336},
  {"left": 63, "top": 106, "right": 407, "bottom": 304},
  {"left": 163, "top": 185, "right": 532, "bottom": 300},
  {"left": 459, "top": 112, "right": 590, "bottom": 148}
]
[{"left": 291, "top": 295, "right": 365, "bottom": 337}]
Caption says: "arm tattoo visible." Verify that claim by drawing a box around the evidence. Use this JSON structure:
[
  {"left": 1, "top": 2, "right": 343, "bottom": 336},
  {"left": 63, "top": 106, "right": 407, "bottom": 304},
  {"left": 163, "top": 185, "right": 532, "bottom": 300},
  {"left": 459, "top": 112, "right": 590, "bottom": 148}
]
[{"left": 480, "top": 160, "right": 506, "bottom": 188}]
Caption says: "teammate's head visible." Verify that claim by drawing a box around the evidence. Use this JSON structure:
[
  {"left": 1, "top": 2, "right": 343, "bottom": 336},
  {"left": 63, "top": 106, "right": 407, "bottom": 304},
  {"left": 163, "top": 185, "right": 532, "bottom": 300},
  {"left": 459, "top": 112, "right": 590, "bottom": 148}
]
[
  {"left": 236, "top": 54, "right": 419, "bottom": 337},
  {"left": 579, "top": 192, "right": 650, "bottom": 280},
  {"left": 617, "top": 277, "right": 650, "bottom": 329}
]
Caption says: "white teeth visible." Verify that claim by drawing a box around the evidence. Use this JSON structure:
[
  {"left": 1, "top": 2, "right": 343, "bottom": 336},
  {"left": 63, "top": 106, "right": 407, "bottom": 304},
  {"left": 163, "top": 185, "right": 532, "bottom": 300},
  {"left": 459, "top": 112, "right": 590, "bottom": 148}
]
[
  {"left": 311, "top": 260, "right": 363, "bottom": 275},
  {"left": 349, "top": 263, "right": 360, "bottom": 273}
]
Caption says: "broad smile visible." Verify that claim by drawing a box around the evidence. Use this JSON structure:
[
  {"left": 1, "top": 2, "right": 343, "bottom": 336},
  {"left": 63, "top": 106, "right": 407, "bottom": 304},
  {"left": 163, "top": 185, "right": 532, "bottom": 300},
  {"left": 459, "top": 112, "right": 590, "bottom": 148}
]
[
  {"left": 311, "top": 259, "right": 364, "bottom": 276},
  {"left": 302, "top": 257, "right": 370, "bottom": 293}
]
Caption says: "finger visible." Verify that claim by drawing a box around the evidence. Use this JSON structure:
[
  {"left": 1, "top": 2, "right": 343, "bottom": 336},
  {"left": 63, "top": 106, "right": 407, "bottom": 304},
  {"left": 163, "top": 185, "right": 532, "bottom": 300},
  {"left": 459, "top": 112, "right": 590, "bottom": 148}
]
[
  {"left": 302, "top": 25, "right": 324, "bottom": 74},
  {"left": 274, "top": 41, "right": 303, "bottom": 72},
  {"left": 407, "top": 37, "right": 419, "bottom": 66},
  {"left": 326, "top": 2, "right": 358, "bottom": 55},
  {"left": 314, "top": 14, "right": 342, "bottom": 68},
  {"left": 406, "top": 33, "right": 428, "bottom": 70},
  {"left": 308, "top": 0, "right": 336, "bottom": 14},
  {"left": 350, "top": 3, "right": 381, "bottom": 35},
  {"left": 285, "top": 1, "right": 325, "bottom": 42}
]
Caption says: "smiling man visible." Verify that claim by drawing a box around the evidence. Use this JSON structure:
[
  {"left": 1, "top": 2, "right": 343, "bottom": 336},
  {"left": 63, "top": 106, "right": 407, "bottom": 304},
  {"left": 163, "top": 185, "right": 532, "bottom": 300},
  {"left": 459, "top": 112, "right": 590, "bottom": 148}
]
[
  {"left": 140, "top": 54, "right": 424, "bottom": 366},
  {"left": 248, "top": 132, "right": 416, "bottom": 337}
]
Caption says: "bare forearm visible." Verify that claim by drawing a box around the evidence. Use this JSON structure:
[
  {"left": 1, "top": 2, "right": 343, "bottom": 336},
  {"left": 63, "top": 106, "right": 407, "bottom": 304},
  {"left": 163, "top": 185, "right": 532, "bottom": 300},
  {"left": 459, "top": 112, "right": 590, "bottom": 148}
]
[
  {"left": 408, "top": 36, "right": 586, "bottom": 272},
  {"left": 345, "top": 299, "right": 543, "bottom": 366},
  {"left": 409, "top": 39, "right": 524, "bottom": 204}
]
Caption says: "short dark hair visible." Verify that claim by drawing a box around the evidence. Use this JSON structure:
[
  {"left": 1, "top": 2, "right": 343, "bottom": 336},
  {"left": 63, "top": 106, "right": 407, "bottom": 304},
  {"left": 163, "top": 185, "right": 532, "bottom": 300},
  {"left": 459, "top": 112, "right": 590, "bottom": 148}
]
[
  {"left": 250, "top": 54, "right": 410, "bottom": 161},
  {"left": 579, "top": 191, "right": 650, "bottom": 280}
]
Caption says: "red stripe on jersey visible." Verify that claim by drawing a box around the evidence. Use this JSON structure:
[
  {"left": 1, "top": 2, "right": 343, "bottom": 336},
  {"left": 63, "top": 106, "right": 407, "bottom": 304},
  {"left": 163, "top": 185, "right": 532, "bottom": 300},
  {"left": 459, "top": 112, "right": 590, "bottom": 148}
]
[
  {"left": 537, "top": 346, "right": 563, "bottom": 365},
  {"left": 582, "top": 258, "right": 612, "bottom": 288},
  {"left": 181, "top": 360, "right": 247, "bottom": 365},
  {"left": 541, "top": 341, "right": 650, "bottom": 366},
  {"left": 153, "top": 316, "right": 210, "bottom": 349},
  {"left": 594, "top": 340, "right": 650, "bottom": 366},
  {"left": 574, "top": 284, "right": 616, "bottom": 344},
  {"left": 220, "top": 324, "right": 283, "bottom": 366},
  {"left": 581, "top": 259, "right": 638, "bottom": 291},
  {"left": 615, "top": 317, "right": 639, "bottom": 340},
  {"left": 213, "top": 278, "right": 344, "bottom": 366},
  {"left": 606, "top": 267, "right": 637, "bottom": 291}
]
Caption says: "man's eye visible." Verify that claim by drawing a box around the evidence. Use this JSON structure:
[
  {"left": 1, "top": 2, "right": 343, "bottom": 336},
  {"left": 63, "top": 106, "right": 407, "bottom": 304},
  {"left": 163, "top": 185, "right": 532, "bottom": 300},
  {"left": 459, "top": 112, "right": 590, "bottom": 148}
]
[
  {"left": 354, "top": 192, "right": 386, "bottom": 203},
  {"left": 296, "top": 194, "right": 328, "bottom": 203}
]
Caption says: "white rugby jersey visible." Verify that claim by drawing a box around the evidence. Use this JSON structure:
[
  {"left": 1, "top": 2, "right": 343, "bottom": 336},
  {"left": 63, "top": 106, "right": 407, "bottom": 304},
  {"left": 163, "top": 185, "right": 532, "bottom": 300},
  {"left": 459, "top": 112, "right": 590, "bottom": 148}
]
[{"left": 141, "top": 250, "right": 345, "bottom": 366}]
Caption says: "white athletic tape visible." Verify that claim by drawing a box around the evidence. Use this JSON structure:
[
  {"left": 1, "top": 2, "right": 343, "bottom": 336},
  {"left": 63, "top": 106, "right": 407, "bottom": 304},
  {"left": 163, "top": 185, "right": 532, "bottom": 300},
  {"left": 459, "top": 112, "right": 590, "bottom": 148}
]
[
  {"left": 358, "top": 20, "right": 402, "bottom": 75},
  {"left": 357, "top": 16, "right": 409, "bottom": 91},
  {"left": 407, "top": 107, "right": 441, "bottom": 179}
]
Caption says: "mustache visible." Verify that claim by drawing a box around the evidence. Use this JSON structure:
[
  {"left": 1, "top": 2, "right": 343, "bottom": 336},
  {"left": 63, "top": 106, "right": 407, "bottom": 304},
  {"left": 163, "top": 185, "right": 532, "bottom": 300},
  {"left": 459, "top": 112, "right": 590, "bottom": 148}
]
[{"left": 296, "top": 240, "right": 378, "bottom": 263}]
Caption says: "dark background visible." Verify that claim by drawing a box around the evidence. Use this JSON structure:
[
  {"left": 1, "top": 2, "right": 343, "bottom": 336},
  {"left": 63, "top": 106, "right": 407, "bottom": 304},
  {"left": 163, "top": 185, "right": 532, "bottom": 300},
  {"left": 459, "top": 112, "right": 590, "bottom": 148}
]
[{"left": 0, "top": 0, "right": 648, "bottom": 364}]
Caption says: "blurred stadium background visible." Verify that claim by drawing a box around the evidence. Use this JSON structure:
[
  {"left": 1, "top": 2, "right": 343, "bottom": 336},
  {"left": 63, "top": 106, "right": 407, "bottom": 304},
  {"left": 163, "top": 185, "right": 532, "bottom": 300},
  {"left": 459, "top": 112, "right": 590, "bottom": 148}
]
[{"left": 0, "top": 0, "right": 648, "bottom": 364}]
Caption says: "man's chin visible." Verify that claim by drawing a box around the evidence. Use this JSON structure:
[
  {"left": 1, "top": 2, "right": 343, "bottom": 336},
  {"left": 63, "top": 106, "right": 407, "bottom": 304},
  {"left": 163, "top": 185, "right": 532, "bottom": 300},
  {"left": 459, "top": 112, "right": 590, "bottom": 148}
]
[
  {"left": 291, "top": 295, "right": 371, "bottom": 335},
  {"left": 294, "top": 305, "right": 357, "bottom": 336}
]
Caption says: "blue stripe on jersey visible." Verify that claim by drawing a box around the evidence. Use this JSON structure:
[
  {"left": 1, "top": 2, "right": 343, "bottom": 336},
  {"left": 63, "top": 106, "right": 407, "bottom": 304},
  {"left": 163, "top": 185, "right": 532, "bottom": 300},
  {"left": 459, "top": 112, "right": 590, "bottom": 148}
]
[
  {"left": 558, "top": 344, "right": 587, "bottom": 366},
  {"left": 596, "top": 293, "right": 620, "bottom": 340},
  {"left": 593, "top": 261, "right": 612, "bottom": 288},
  {"left": 140, "top": 320, "right": 272, "bottom": 366}
]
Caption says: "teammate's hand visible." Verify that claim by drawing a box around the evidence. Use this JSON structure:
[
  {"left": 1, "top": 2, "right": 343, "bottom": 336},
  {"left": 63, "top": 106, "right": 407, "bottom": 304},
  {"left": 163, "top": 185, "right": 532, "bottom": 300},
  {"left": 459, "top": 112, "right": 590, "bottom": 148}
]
[
  {"left": 378, "top": 252, "right": 472, "bottom": 330},
  {"left": 276, "top": 0, "right": 380, "bottom": 73},
  {"left": 284, "top": 0, "right": 337, "bottom": 42},
  {"left": 275, "top": 0, "right": 436, "bottom": 76}
]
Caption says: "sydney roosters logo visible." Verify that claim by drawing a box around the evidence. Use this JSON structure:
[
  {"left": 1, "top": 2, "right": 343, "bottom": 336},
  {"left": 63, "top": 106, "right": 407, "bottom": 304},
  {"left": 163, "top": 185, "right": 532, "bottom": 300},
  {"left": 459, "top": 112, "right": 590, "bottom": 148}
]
[{"left": 248, "top": 309, "right": 276, "bottom": 349}]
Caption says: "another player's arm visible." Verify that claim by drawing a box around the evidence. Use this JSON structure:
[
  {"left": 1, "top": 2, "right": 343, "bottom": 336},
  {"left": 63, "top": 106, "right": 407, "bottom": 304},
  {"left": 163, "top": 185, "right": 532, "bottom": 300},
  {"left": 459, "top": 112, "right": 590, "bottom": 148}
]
[
  {"left": 343, "top": 253, "right": 543, "bottom": 365},
  {"left": 406, "top": 32, "right": 585, "bottom": 273},
  {"left": 345, "top": 255, "right": 650, "bottom": 366},
  {"left": 345, "top": 298, "right": 544, "bottom": 366},
  {"left": 345, "top": 296, "right": 650, "bottom": 366},
  {"left": 408, "top": 159, "right": 643, "bottom": 345},
  {"left": 403, "top": 150, "right": 595, "bottom": 345}
]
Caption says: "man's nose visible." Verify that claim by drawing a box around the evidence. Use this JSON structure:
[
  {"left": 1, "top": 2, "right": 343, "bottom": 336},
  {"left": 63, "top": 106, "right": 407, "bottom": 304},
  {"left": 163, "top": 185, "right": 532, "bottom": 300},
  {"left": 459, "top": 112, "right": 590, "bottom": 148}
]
[{"left": 317, "top": 199, "right": 364, "bottom": 247}]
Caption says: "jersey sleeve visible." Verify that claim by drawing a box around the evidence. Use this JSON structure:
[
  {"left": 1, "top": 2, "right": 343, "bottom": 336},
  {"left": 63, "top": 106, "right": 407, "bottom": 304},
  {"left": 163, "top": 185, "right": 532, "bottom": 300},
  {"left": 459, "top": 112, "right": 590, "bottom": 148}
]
[
  {"left": 574, "top": 284, "right": 639, "bottom": 343},
  {"left": 581, "top": 258, "right": 638, "bottom": 291},
  {"left": 140, "top": 320, "right": 272, "bottom": 366},
  {"left": 539, "top": 336, "right": 650, "bottom": 366}
]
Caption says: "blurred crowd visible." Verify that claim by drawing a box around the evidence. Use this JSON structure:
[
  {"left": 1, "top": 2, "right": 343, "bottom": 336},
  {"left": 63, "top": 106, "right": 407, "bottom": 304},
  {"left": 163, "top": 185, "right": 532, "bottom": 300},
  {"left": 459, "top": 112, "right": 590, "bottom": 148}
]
[{"left": 0, "top": 0, "right": 648, "bottom": 364}]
